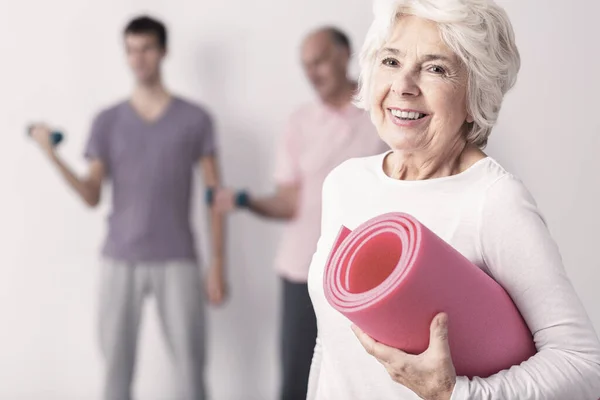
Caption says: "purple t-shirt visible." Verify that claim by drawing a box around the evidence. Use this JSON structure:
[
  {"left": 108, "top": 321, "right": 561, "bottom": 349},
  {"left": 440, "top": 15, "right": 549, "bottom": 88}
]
[{"left": 85, "top": 97, "right": 216, "bottom": 262}]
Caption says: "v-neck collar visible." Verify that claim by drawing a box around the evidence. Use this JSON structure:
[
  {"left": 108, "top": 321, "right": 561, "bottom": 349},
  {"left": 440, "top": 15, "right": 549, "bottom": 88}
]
[{"left": 126, "top": 96, "right": 177, "bottom": 127}]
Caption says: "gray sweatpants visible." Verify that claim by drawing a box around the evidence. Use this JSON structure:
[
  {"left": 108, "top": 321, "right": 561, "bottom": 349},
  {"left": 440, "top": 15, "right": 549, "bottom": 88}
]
[{"left": 98, "top": 259, "right": 206, "bottom": 400}]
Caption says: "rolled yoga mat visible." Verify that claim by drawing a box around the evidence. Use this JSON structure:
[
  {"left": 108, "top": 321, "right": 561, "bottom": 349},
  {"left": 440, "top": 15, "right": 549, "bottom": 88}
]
[{"left": 323, "top": 212, "right": 537, "bottom": 378}]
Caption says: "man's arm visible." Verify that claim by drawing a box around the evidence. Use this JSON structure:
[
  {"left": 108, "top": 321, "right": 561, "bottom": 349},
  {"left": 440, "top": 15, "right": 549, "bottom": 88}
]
[
  {"left": 31, "top": 124, "right": 104, "bottom": 207},
  {"left": 242, "top": 113, "right": 301, "bottom": 220},
  {"left": 246, "top": 184, "right": 300, "bottom": 220},
  {"left": 213, "top": 183, "right": 300, "bottom": 221},
  {"left": 201, "top": 155, "right": 225, "bottom": 264},
  {"left": 200, "top": 155, "right": 227, "bottom": 305}
]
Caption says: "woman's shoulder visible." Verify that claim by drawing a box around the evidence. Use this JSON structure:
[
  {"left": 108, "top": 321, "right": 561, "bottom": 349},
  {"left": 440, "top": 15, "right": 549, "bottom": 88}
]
[{"left": 478, "top": 158, "right": 539, "bottom": 215}]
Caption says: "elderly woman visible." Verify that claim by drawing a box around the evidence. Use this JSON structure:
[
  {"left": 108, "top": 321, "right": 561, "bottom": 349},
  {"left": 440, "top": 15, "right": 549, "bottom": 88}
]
[{"left": 306, "top": 0, "right": 600, "bottom": 399}]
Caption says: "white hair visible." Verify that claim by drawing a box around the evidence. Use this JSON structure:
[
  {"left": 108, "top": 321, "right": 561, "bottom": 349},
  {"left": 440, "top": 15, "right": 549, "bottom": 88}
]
[{"left": 356, "top": 0, "right": 520, "bottom": 147}]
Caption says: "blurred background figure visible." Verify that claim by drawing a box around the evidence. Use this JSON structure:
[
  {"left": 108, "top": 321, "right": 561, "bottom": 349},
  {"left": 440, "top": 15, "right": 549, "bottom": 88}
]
[
  {"left": 28, "top": 16, "right": 226, "bottom": 400},
  {"left": 214, "top": 26, "right": 388, "bottom": 400}
]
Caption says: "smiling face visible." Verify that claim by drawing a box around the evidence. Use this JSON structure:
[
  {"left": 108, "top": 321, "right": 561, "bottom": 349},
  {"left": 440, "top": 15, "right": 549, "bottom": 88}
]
[{"left": 370, "top": 15, "right": 473, "bottom": 154}]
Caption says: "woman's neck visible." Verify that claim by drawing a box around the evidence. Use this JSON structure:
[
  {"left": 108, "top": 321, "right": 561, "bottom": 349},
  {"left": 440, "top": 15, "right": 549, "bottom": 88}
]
[{"left": 385, "top": 141, "right": 485, "bottom": 181}]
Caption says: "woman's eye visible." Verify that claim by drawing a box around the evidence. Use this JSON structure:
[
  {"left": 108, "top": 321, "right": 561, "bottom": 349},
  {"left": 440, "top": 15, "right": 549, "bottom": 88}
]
[
  {"left": 382, "top": 58, "right": 399, "bottom": 67},
  {"left": 428, "top": 65, "right": 446, "bottom": 75}
]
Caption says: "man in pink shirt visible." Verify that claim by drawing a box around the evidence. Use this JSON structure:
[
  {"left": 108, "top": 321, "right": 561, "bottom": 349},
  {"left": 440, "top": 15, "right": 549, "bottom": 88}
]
[{"left": 215, "top": 27, "right": 387, "bottom": 400}]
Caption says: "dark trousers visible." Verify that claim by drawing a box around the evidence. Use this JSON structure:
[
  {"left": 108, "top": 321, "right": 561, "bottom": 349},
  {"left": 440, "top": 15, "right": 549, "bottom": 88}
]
[{"left": 280, "top": 278, "right": 318, "bottom": 400}]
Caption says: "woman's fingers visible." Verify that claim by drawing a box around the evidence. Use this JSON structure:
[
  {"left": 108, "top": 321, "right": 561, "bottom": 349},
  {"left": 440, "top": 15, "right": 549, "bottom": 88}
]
[
  {"left": 428, "top": 312, "right": 452, "bottom": 358},
  {"left": 352, "top": 324, "right": 409, "bottom": 365}
]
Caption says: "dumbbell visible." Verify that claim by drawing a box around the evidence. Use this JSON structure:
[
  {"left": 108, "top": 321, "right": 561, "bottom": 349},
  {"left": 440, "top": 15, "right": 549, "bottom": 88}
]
[
  {"left": 205, "top": 187, "right": 250, "bottom": 208},
  {"left": 27, "top": 125, "right": 64, "bottom": 146}
]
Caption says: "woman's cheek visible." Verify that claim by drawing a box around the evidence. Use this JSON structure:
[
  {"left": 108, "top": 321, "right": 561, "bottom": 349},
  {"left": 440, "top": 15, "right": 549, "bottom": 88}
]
[{"left": 370, "top": 70, "right": 393, "bottom": 124}]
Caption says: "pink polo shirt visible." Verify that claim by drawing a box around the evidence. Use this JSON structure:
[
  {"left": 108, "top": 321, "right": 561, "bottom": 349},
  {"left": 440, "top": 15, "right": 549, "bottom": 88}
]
[{"left": 273, "top": 101, "right": 388, "bottom": 282}]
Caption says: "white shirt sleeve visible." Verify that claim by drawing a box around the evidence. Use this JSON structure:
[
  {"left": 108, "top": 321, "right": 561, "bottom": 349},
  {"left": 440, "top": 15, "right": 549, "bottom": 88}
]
[{"left": 451, "top": 175, "right": 600, "bottom": 400}]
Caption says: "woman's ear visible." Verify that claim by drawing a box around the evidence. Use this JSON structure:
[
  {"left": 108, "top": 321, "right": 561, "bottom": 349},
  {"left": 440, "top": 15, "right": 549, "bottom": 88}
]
[{"left": 466, "top": 114, "right": 474, "bottom": 123}]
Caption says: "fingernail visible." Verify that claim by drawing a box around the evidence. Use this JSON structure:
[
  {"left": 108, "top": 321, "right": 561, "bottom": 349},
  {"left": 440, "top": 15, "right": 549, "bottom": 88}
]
[{"left": 438, "top": 314, "right": 448, "bottom": 327}]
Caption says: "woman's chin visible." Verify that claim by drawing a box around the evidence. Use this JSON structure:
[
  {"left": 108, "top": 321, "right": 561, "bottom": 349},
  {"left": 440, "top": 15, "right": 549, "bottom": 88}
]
[{"left": 381, "top": 134, "right": 422, "bottom": 154}]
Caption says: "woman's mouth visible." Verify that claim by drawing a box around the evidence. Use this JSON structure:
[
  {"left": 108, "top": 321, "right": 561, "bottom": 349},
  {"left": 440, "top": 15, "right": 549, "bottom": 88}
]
[{"left": 389, "top": 108, "right": 428, "bottom": 121}]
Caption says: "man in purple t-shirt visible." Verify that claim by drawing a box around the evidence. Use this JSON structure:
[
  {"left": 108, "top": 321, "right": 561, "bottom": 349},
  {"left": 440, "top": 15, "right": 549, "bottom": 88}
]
[{"left": 29, "top": 16, "right": 226, "bottom": 400}]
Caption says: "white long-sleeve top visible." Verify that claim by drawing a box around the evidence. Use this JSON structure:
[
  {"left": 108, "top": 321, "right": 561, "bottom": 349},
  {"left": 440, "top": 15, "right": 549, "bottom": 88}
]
[{"left": 307, "top": 152, "right": 600, "bottom": 400}]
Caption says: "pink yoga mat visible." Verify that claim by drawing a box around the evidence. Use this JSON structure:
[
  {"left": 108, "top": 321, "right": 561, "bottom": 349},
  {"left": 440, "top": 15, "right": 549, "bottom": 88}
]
[{"left": 323, "top": 212, "right": 536, "bottom": 378}]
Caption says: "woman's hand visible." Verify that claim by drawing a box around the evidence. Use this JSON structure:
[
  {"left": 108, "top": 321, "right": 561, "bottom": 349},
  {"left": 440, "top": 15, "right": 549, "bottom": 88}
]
[{"left": 353, "top": 313, "right": 456, "bottom": 400}]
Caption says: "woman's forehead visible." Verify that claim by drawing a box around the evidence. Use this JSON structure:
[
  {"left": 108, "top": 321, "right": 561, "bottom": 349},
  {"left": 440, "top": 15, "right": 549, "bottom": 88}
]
[{"left": 384, "top": 15, "right": 453, "bottom": 57}]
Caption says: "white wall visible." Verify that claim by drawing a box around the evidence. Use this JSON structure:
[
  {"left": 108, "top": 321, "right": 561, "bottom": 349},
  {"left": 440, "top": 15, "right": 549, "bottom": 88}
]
[{"left": 0, "top": 0, "right": 598, "bottom": 399}]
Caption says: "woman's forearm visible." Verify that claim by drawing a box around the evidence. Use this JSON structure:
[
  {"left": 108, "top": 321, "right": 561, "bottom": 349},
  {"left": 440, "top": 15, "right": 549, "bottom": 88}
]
[{"left": 469, "top": 176, "right": 600, "bottom": 399}]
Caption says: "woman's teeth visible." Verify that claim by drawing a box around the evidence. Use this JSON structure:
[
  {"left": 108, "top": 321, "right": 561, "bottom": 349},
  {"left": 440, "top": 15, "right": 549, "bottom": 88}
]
[{"left": 390, "top": 109, "right": 426, "bottom": 120}]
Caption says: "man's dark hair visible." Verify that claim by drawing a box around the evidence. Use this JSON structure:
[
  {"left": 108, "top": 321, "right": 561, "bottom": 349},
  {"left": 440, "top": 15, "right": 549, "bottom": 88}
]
[
  {"left": 326, "top": 27, "right": 352, "bottom": 55},
  {"left": 124, "top": 16, "right": 167, "bottom": 49}
]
